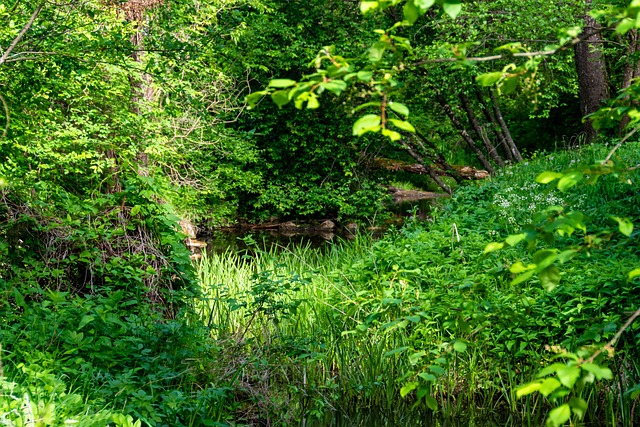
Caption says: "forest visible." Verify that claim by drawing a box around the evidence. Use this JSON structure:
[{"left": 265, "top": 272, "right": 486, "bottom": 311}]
[{"left": 1, "top": 0, "right": 639, "bottom": 425}]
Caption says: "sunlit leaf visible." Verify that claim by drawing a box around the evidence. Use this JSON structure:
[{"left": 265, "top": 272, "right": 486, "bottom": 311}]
[
  {"left": 483, "top": 242, "right": 504, "bottom": 254},
  {"left": 389, "top": 101, "right": 410, "bottom": 117},
  {"left": 516, "top": 381, "right": 542, "bottom": 397},
  {"left": 476, "top": 72, "right": 502, "bottom": 86},
  {"left": 536, "top": 171, "right": 563, "bottom": 184},
  {"left": 352, "top": 114, "right": 381, "bottom": 136},
  {"left": 539, "top": 377, "right": 561, "bottom": 396},
  {"left": 388, "top": 118, "right": 416, "bottom": 132},
  {"left": 539, "top": 265, "right": 560, "bottom": 291},
  {"left": 268, "top": 79, "right": 297, "bottom": 88},
  {"left": 569, "top": 397, "right": 588, "bottom": 419},
  {"left": 556, "top": 366, "right": 580, "bottom": 389},
  {"left": 546, "top": 404, "right": 571, "bottom": 427},
  {"left": 442, "top": 0, "right": 462, "bottom": 19},
  {"left": 611, "top": 216, "right": 634, "bottom": 237},
  {"left": 360, "top": 1, "right": 379, "bottom": 14},
  {"left": 400, "top": 381, "right": 418, "bottom": 397},
  {"left": 581, "top": 363, "right": 613, "bottom": 380}
]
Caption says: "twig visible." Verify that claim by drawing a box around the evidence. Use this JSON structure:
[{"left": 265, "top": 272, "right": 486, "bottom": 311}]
[
  {"left": 602, "top": 125, "right": 640, "bottom": 164},
  {"left": 0, "top": 3, "right": 45, "bottom": 66},
  {"left": 0, "top": 92, "right": 8, "bottom": 139},
  {"left": 586, "top": 306, "right": 640, "bottom": 363}
]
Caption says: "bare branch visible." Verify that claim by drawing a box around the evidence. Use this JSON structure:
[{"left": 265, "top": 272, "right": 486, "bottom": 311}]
[{"left": 0, "top": 3, "right": 45, "bottom": 66}]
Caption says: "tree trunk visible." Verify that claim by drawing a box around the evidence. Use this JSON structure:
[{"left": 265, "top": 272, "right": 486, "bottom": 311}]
[
  {"left": 619, "top": 29, "right": 640, "bottom": 133},
  {"left": 458, "top": 92, "right": 505, "bottom": 167},
  {"left": 475, "top": 87, "right": 513, "bottom": 161},
  {"left": 574, "top": 0, "right": 609, "bottom": 143},
  {"left": 489, "top": 89, "right": 523, "bottom": 162},
  {"left": 398, "top": 139, "right": 453, "bottom": 195},
  {"left": 436, "top": 93, "right": 495, "bottom": 175}
]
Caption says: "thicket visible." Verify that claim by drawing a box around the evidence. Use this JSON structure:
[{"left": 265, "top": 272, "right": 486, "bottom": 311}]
[{"left": 2, "top": 0, "right": 640, "bottom": 426}]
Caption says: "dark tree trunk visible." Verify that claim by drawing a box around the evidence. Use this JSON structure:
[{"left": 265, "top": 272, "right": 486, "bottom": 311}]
[
  {"left": 574, "top": 0, "right": 609, "bottom": 143},
  {"left": 398, "top": 139, "right": 453, "bottom": 195},
  {"left": 458, "top": 92, "right": 505, "bottom": 167},
  {"left": 619, "top": 29, "right": 640, "bottom": 133},
  {"left": 436, "top": 93, "right": 495, "bottom": 175},
  {"left": 475, "top": 87, "right": 513, "bottom": 161},
  {"left": 489, "top": 89, "right": 523, "bottom": 162}
]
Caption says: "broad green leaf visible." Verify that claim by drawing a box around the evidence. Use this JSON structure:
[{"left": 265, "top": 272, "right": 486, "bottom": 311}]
[
  {"left": 415, "top": 0, "right": 436, "bottom": 11},
  {"left": 611, "top": 216, "right": 634, "bottom": 237},
  {"left": 581, "top": 363, "right": 613, "bottom": 380},
  {"left": 130, "top": 205, "right": 141, "bottom": 216},
  {"left": 533, "top": 249, "right": 558, "bottom": 266},
  {"left": 500, "top": 76, "right": 519, "bottom": 94},
  {"left": 382, "top": 128, "right": 402, "bottom": 141},
  {"left": 569, "top": 397, "right": 587, "bottom": 419},
  {"left": 78, "top": 315, "right": 96, "bottom": 330},
  {"left": 616, "top": 18, "right": 635, "bottom": 35},
  {"left": 268, "top": 79, "right": 297, "bottom": 88},
  {"left": 271, "top": 90, "right": 291, "bottom": 108},
  {"left": 425, "top": 394, "right": 438, "bottom": 410},
  {"left": 510, "top": 261, "right": 535, "bottom": 274},
  {"left": 353, "top": 114, "right": 381, "bottom": 136},
  {"left": 516, "top": 381, "right": 542, "bottom": 397},
  {"left": 409, "top": 350, "right": 426, "bottom": 365},
  {"left": 320, "top": 80, "right": 347, "bottom": 95},
  {"left": 400, "top": 381, "right": 418, "bottom": 397},
  {"left": 246, "top": 91, "right": 267, "bottom": 108},
  {"left": 429, "top": 365, "right": 445, "bottom": 375},
  {"left": 556, "top": 365, "right": 580, "bottom": 389},
  {"left": 357, "top": 70, "right": 373, "bottom": 81},
  {"left": 557, "top": 170, "right": 583, "bottom": 191},
  {"left": 505, "top": 233, "right": 527, "bottom": 246},
  {"left": 628, "top": 268, "right": 640, "bottom": 281},
  {"left": 403, "top": 0, "right": 420, "bottom": 24},
  {"left": 442, "top": 0, "right": 462, "bottom": 19},
  {"left": 539, "top": 377, "right": 561, "bottom": 397},
  {"left": 406, "top": 315, "right": 421, "bottom": 323},
  {"left": 368, "top": 42, "right": 387, "bottom": 62},
  {"left": 546, "top": 404, "right": 571, "bottom": 427},
  {"left": 536, "top": 171, "right": 564, "bottom": 184},
  {"left": 389, "top": 118, "right": 416, "bottom": 132},
  {"left": 306, "top": 93, "right": 320, "bottom": 109},
  {"left": 483, "top": 242, "right": 504, "bottom": 254},
  {"left": 539, "top": 265, "right": 560, "bottom": 291},
  {"left": 389, "top": 101, "right": 410, "bottom": 117},
  {"left": 453, "top": 341, "right": 467, "bottom": 352},
  {"left": 360, "top": 1, "right": 379, "bottom": 14},
  {"left": 418, "top": 372, "right": 436, "bottom": 382},
  {"left": 476, "top": 72, "right": 503, "bottom": 86},
  {"left": 510, "top": 269, "right": 536, "bottom": 286}
]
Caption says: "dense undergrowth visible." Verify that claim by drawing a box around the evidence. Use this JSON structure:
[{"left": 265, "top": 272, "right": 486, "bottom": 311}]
[{"left": 2, "top": 141, "right": 639, "bottom": 426}]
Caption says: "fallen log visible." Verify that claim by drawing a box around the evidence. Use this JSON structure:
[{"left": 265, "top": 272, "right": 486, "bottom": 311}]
[{"left": 373, "top": 157, "right": 490, "bottom": 180}]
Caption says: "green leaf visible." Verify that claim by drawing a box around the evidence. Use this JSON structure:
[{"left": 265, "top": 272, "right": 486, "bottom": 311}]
[
  {"left": 453, "top": 341, "right": 467, "bottom": 352},
  {"left": 557, "top": 170, "right": 583, "bottom": 191},
  {"left": 271, "top": 90, "right": 291, "bottom": 108},
  {"left": 409, "top": 350, "right": 426, "bottom": 365},
  {"left": 476, "top": 72, "right": 503, "bottom": 86},
  {"left": 581, "top": 363, "right": 613, "bottom": 380},
  {"left": 415, "top": 0, "right": 436, "bottom": 11},
  {"left": 78, "top": 315, "right": 96, "bottom": 330},
  {"left": 505, "top": 233, "right": 527, "bottom": 246},
  {"left": 500, "top": 76, "right": 519, "bottom": 94},
  {"left": 320, "top": 80, "right": 347, "bottom": 95},
  {"left": 384, "top": 346, "right": 409, "bottom": 356},
  {"left": 388, "top": 101, "right": 410, "bottom": 117},
  {"left": 539, "top": 377, "right": 561, "bottom": 397},
  {"left": 246, "top": 91, "right": 268, "bottom": 108},
  {"left": 353, "top": 114, "right": 381, "bottom": 136},
  {"left": 509, "top": 261, "right": 535, "bottom": 274},
  {"left": 418, "top": 372, "right": 436, "bottom": 382},
  {"left": 403, "top": 0, "right": 420, "bottom": 24},
  {"left": 628, "top": 268, "right": 640, "bottom": 281},
  {"left": 306, "top": 93, "right": 320, "bottom": 109},
  {"left": 130, "top": 205, "right": 141, "bottom": 216},
  {"left": 569, "top": 397, "right": 588, "bottom": 420},
  {"left": 429, "top": 365, "right": 445, "bottom": 375},
  {"left": 483, "top": 242, "right": 504, "bottom": 254},
  {"left": 536, "top": 171, "right": 564, "bottom": 184},
  {"left": 516, "top": 381, "right": 542, "bottom": 397},
  {"left": 400, "top": 381, "right": 418, "bottom": 397},
  {"left": 360, "top": 1, "right": 379, "bottom": 14},
  {"left": 382, "top": 128, "right": 402, "bottom": 141},
  {"left": 611, "top": 216, "right": 634, "bottom": 237},
  {"left": 368, "top": 42, "right": 387, "bottom": 62},
  {"left": 357, "top": 70, "right": 373, "bottom": 81},
  {"left": 425, "top": 394, "right": 438, "bottom": 410},
  {"left": 442, "top": 0, "right": 462, "bottom": 19},
  {"left": 556, "top": 365, "right": 580, "bottom": 389},
  {"left": 616, "top": 18, "right": 636, "bottom": 35},
  {"left": 546, "top": 404, "right": 571, "bottom": 427},
  {"left": 388, "top": 118, "right": 416, "bottom": 133},
  {"left": 539, "top": 265, "right": 561, "bottom": 291},
  {"left": 268, "top": 79, "right": 297, "bottom": 88}
]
